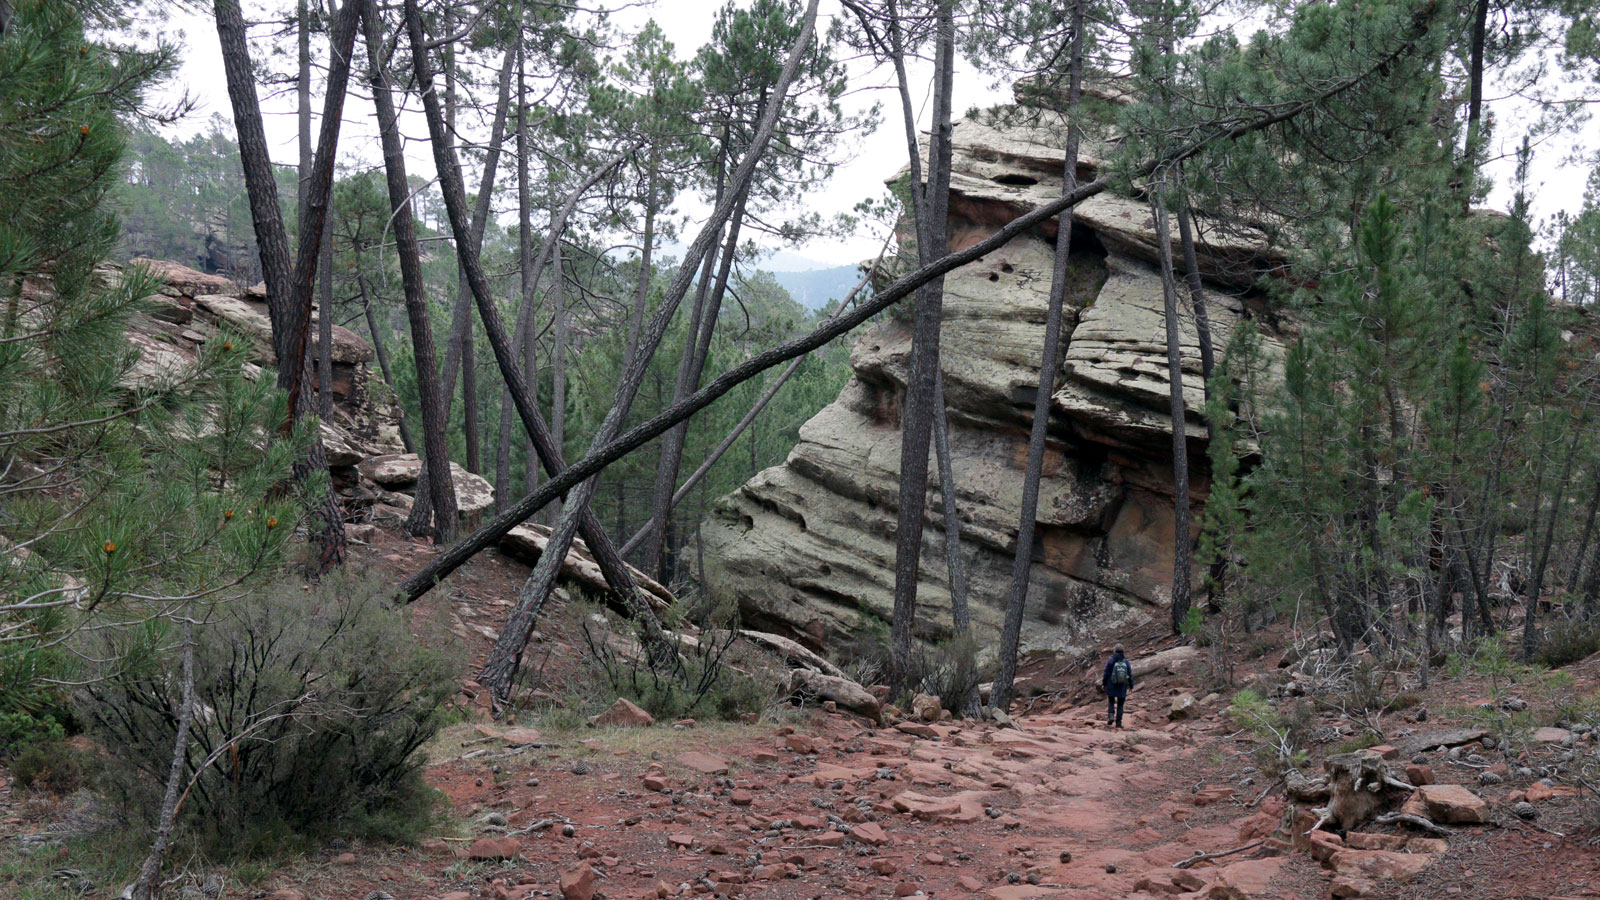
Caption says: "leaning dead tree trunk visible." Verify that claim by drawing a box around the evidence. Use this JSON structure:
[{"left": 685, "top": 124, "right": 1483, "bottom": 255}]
[
  {"left": 211, "top": 0, "right": 355, "bottom": 570},
  {"left": 470, "top": 0, "right": 825, "bottom": 703},
  {"left": 396, "top": 8, "right": 1444, "bottom": 602},
  {"left": 399, "top": 0, "right": 667, "bottom": 658},
  {"left": 617, "top": 238, "right": 890, "bottom": 558},
  {"left": 128, "top": 618, "right": 196, "bottom": 900},
  {"left": 361, "top": 0, "right": 457, "bottom": 539}
]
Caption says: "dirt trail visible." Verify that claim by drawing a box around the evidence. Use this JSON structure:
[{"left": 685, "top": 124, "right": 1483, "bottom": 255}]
[{"left": 296, "top": 699, "right": 1312, "bottom": 900}]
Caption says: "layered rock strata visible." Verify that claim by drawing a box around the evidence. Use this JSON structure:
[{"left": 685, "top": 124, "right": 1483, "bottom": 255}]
[{"left": 699, "top": 101, "right": 1286, "bottom": 658}]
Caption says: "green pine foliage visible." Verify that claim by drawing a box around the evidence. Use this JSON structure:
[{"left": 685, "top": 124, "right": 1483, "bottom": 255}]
[{"left": 1, "top": 0, "right": 304, "bottom": 751}]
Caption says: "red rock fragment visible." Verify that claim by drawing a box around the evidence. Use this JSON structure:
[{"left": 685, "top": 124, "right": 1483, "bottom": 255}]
[{"left": 559, "top": 864, "right": 597, "bottom": 900}]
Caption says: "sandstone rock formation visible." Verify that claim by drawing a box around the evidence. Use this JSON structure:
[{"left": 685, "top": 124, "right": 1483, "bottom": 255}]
[
  {"left": 111, "top": 259, "right": 487, "bottom": 526},
  {"left": 698, "top": 94, "right": 1287, "bottom": 659}
]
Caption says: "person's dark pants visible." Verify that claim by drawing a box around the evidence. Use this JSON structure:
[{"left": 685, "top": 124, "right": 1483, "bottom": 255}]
[{"left": 1106, "top": 688, "right": 1127, "bottom": 727}]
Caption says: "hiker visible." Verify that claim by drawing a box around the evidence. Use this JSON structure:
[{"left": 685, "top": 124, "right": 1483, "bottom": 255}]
[{"left": 1102, "top": 643, "right": 1134, "bottom": 728}]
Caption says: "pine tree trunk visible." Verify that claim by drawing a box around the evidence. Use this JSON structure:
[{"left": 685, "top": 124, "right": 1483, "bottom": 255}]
[
  {"left": 516, "top": 47, "right": 539, "bottom": 501},
  {"left": 409, "top": 37, "right": 515, "bottom": 529},
  {"left": 991, "top": 0, "right": 1083, "bottom": 711},
  {"left": 549, "top": 233, "right": 568, "bottom": 520},
  {"left": 1153, "top": 188, "right": 1193, "bottom": 636},
  {"left": 296, "top": 0, "right": 311, "bottom": 239},
  {"left": 642, "top": 189, "right": 746, "bottom": 577},
  {"left": 211, "top": 0, "right": 353, "bottom": 570},
  {"left": 462, "top": 326, "right": 480, "bottom": 474},
  {"left": 1176, "top": 204, "right": 1215, "bottom": 388},
  {"left": 362, "top": 290, "right": 415, "bottom": 453},
  {"left": 317, "top": 218, "right": 334, "bottom": 418},
  {"left": 888, "top": 0, "right": 955, "bottom": 694},
  {"left": 1525, "top": 418, "right": 1588, "bottom": 657},
  {"left": 932, "top": 375, "right": 969, "bottom": 633},
  {"left": 360, "top": 0, "right": 457, "bottom": 538},
  {"left": 129, "top": 617, "right": 196, "bottom": 900},
  {"left": 1567, "top": 473, "right": 1600, "bottom": 592}
]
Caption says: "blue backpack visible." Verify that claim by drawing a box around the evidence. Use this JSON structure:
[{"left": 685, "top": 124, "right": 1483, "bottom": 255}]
[{"left": 1109, "top": 659, "right": 1132, "bottom": 687}]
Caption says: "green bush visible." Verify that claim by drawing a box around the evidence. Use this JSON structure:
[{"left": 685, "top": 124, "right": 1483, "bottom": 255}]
[
  {"left": 1532, "top": 623, "right": 1600, "bottom": 669},
  {"left": 9, "top": 737, "right": 98, "bottom": 794},
  {"left": 576, "top": 605, "right": 779, "bottom": 723},
  {"left": 77, "top": 573, "right": 457, "bottom": 854}
]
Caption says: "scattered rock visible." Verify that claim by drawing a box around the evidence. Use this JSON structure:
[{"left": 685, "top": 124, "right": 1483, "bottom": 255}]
[
  {"left": 466, "top": 837, "right": 520, "bottom": 860},
  {"left": 849, "top": 821, "right": 889, "bottom": 846},
  {"left": 559, "top": 863, "right": 597, "bottom": 900},
  {"left": 1416, "top": 784, "right": 1488, "bottom": 825},
  {"left": 676, "top": 751, "right": 729, "bottom": 776},
  {"left": 1168, "top": 693, "right": 1198, "bottom": 720},
  {"left": 589, "top": 697, "right": 656, "bottom": 728},
  {"left": 1329, "top": 849, "right": 1437, "bottom": 883}
]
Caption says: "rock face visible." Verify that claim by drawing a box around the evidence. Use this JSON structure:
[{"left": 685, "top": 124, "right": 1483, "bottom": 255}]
[
  {"left": 698, "top": 93, "right": 1285, "bottom": 658},
  {"left": 116, "top": 259, "right": 406, "bottom": 473},
  {"left": 109, "top": 259, "right": 488, "bottom": 522}
]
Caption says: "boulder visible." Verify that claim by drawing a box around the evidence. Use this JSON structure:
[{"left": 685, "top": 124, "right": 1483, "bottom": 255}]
[
  {"left": 1415, "top": 784, "right": 1488, "bottom": 824},
  {"left": 194, "top": 294, "right": 372, "bottom": 365},
  {"left": 357, "top": 455, "right": 493, "bottom": 515},
  {"left": 359, "top": 453, "right": 424, "bottom": 486},
  {"left": 1167, "top": 693, "right": 1197, "bottom": 720},
  {"left": 130, "top": 258, "right": 242, "bottom": 298},
  {"left": 911, "top": 693, "right": 943, "bottom": 722}
]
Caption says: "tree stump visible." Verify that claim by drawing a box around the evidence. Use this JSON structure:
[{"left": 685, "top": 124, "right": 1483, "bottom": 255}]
[{"left": 1309, "top": 751, "right": 1417, "bottom": 833}]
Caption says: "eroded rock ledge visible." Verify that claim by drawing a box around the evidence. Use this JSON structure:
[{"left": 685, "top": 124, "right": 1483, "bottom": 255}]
[{"left": 699, "top": 98, "right": 1287, "bottom": 659}]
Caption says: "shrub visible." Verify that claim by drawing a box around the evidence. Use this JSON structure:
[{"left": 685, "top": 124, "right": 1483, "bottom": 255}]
[
  {"left": 76, "top": 573, "right": 458, "bottom": 854},
  {"left": 1, "top": 625, "right": 77, "bottom": 752},
  {"left": 826, "top": 612, "right": 987, "bottom": 708},
  {"left": 576, "top": 604, "right": 780, "bottom": 723},
  {"left": 1532, "top": 622, "right": 1600, "bottom": 669},
  {"left": 10, "top": 737, "right": 97, "bottom": 795},
  {"left": 1230, "top": 689, "right": 1312, "bottom": 778}
]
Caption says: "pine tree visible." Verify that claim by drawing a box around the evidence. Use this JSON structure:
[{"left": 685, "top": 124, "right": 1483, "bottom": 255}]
[{"left": 1, "top": 0, "right": 300, "bottom": 752}]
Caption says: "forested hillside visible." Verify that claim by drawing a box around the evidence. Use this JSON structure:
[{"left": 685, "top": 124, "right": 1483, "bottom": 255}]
[{"left": 4, "top": 0, "right": 1600, "bottom": 898}]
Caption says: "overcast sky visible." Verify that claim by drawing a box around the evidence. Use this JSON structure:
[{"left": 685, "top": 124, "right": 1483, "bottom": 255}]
[{"left": 149, "top": 1, "right": 1595, "bottom": 273}]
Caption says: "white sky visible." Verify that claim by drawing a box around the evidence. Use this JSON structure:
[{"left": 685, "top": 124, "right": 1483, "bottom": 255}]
[{"left": 148, "top": 1, "right": 1595, "bottom": 272}]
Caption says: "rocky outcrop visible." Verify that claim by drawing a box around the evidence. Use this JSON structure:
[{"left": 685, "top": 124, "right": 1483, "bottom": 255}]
[
  {"left": 698, "top": 97, "right": 1287, "bottom": 659},
  {"left": 111, "top": 259, "right": 478, "bottom": 522}
]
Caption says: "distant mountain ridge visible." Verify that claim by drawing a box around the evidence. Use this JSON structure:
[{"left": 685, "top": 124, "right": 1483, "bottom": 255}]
[{"left": 769, "top": 264, "right": 863, "bottom": 311}]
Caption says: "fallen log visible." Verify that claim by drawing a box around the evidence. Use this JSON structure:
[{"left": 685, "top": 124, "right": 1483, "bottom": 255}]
[{"left": 790, "top": 669, "right": 883, "bottom": 725}]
